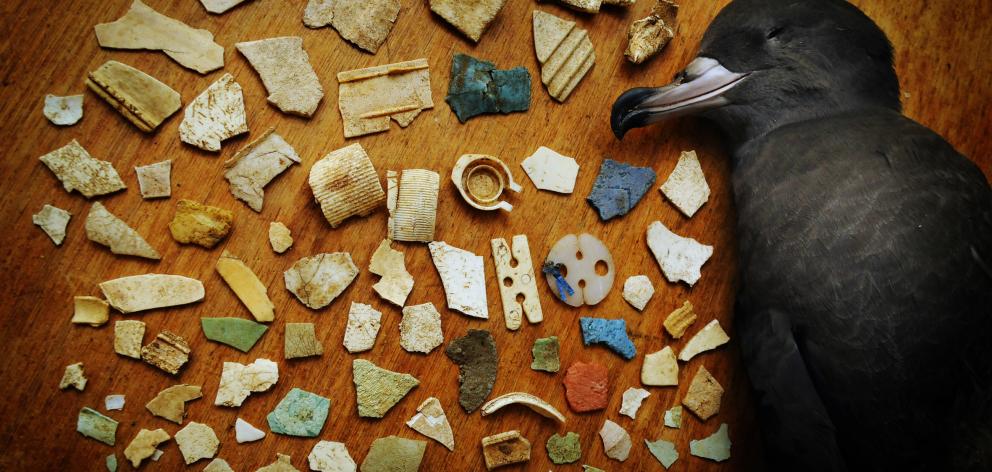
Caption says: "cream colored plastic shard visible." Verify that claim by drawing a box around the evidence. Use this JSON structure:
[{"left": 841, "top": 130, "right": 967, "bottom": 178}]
[
  {"left": 622, "top": 275, "right": 654, "bottom": 311},
  {"left": 215, "top": 359, "right": 279, "bottom": 407},
  {"left": 141, "top": 331, "right": 191, "bottom": 375},
  {"left": 400, "top": 303, "right": 444, "bottom": 354},
  {"left": 86, "top": 202, "right": 160, "bottom": 260},
  {"left": 406, "top": 397, "right": 455, "bottom": 451},
  {"left": 387, "top": 169, "right": 440, "bottom": 242},
  {"left": 428, "top": 241, "right": 487, "bottom": 319},
  {"left": 303, "top": 0, "right": 334, "bottom": 27},
  {"left": 44, "top": 94, "right": 83, "bottom": 126},
  {"left": 95, "top": 0, "right": 224, "bottom": 74},
  {"left": 59, "top": 362, "right": 87, "bottom": 390},
  {"left": 72, "top": 296, "right": 109, "bottom": 327},
  {"left": 269, "top": 222, "right": 293, "bottom": 253},
  {"left": 544, "top": 233, "right": 615, "bottom": 307},
  {"left": 620, "top": 387, "right": 650, "bottom": 419},
  {"left": 533, "top": 11, "right": 595, "bottom": 101},
  {"left": 480, "top": 392, "right": 566, "bottom": 424},
  {"left": 204, "top": 458, "right": 235, "bottom": 472},
  {"left": 115, "top": 320, "right": 146, "bottom": 358},
  {"left": 237, "top": 37, "right": 324, "bottom": 117},
  {"left": 284, "top": 253, "right": 360, "bottom": 309},
  {"left": 309, "top": 143, "right": 385, "bottom": 227},
  {"left": 135, "top": 160, "right": 172, "bottom": 199},
  {"left": 647, "top": 220, "right": 713, "bottom": 286},
  {"left": 146, "top": 384, "right": 202, "bottom": 423},
  {"left": 343, "top": 302, "right": 382, "bottom": 353},
  {"left": 599, "top": 419, "right": 632, "bottom": 462},
  {"left": 660, "top": 150, "right": 710, "bottom": 217},
  {"left": 216, "top": 251, "right": 275, "bottom": 322},
  {"left": 429, "top": 0, "right": 507, "bottom": 42},
  {"left": 175, "top": 422, "right": 219, "bottom": 464},
  {"left": 257, "top": 454, "right": 297, "bottom": 472},
  {"left": 308, "top": 441, "right": 356, "bottom": 472},
  {"left": 124, "top": 429, "right": 170, "bottom": 468},
  {"left": 491, "top": 235, "right": 542, "bottom": 330},
  {"left": 99, "top": 274, "right": 204, "bottom": 313},
  {"left": 224, "top": 129, "right": 300, "bottom": 212},
  {"left": 32, "top": 204, "right": 71, "bottom": 245},
  {"left": 180, "top": 74, "right": 248, "bottom": 152},
  {"left": 86, "top": 60, "right": 181, "bottom": 132},
  {"left": 521, "top": 146, "right": 579, "bottom": 194},
  {"left": 370, "top": 240, "right": 414, "bottom": 307},
  {"left": 200, "top": 0, "right": 253, "bottom": 14},
  {"left": 452, "top": 154, "right": 521, "bottom": 212},
  {"left": 626, "top": 0, "right": 678, "bottom": 64},
  {"left": 642, "top": 346, "right": 678, "bottom": 386},
  {"left": 326, "top": 0, "right": 401, "bottom": 53},
  {"left": 679, "top": 319, "right": 730, "bottom": 362},
  {"left": 40, "top": 140, "right": 125, "bottom": 198},
  {"left": 337, "top": 59, "right": 433, "bottom": 138},
  {"left": 664, "top": 300, "right": 697, "bottom": 338}
]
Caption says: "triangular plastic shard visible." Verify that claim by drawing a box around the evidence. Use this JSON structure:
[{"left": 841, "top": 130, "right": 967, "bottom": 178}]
[
  {"left": 135, "top": 160, "right": 172, "bottom": 199},
  {"left": 690, "top": 423, "right": 732, "bottom": 462},
  {"left": 387, "top": 169, "right": 440, "bottom": 242},
  {"left": 32, "top": 204, "right": 71, "bottom": 245},
  {"left": 337, "top": 59, "right": 433, "bottom": 138},
  {"left": 200, "top": 0, "right": 253, "bottom": 14},
  {"left": 40, "top": 140, "right": 126, "bottom": 198},
  {"left": 100, "top": 274, "right": 204, "bottom": 313},
  {"left": 429, "top": 0, "right": 507, "bottom": 42},
  {"left": 44, "top": 94, "right": 83, "bottom": 126},
  {"left": 146, "top": 384, "right": 202, "bottom": 424},
  {"left": 86, "top": 61, "right": 181, "bottom": 132},
  {"left": 94, "top": 0, "right": 224, "bottom": 74},
  {"left": 223, "top": 128, "right": 300, "bottom": 212},
  {"left": 369, "top": 239, "right": 414, "bottom": 307},
  {"left": 406, "top": 397, "right": 455, "bottom": 451},
  {"left": 352, "top": 359, "right": 419, "bottom": 418},
  {"left": 283, "top": 253, "right": 360, "bottom": 309},
  {"left": 216, "top": 251, "right": 276, "bottom": 322},
  {"left": 85, "top": 202, "right": 160, "bottom": 260},
  {"left": 235, "top": 418, "right": 265, "bottom": 443},
  {"left": 327, "top": 0, "right": 401, "bottom": 54},
  {"left": 679, "top": 319, "right": 730, "bottom": 361},
  {"left": 236, "top": 37, "right": 324, "bottom": 117},
  {"left": 309, "top": 143, "right": 385, "bottom": 227},
  {"left": 532, "top": 10, "right": 595, "bottom": 101},
  {"left": 491, "top": 235, "right": 543, "bottom": 329},
  {"left": 521, "top": 146, "right": 579, "bottom": 194},
  {"left": 179, "top": 73, "right": 248, "bottom": 152},
  {"left": 646, "top": 220, "right": 713, "bottom": 286},
  {"left": 428, "top": 241, "right": 488, "bottom": 319},
  {"left": 660, "top": 150, "right": 710, "bottom": 217}
]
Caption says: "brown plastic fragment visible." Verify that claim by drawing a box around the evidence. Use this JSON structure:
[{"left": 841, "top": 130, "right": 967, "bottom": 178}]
[
  {"left": 683, "top": 366, "right": 724, "bottom": 420},
  {"left": 85, "top": 61, "right": 181, "bottom": 132},
  {"left": 141, "top": 331, "right": 191, "bottom": 375},
  {"left": 664, "top": 300, "right": 697, "bottom": 339},
  {"left": 482, "top": 430, "right": 531, "bottom": 470},
  {"left": 625, "top": 0, "right": 678, "bottom": 64}
]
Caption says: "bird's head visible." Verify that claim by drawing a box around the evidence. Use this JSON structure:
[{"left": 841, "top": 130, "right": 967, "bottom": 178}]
[{"left": 611, "top": 0, "right": 900, "bottom": 145}]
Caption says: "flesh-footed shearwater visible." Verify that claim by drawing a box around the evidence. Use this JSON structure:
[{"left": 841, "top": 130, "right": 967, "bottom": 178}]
[{"left": 611, "top": 0, "right": 992, "bottom": 470}]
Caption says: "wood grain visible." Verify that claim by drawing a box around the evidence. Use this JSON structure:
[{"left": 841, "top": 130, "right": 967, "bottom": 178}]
[{"left": 0, "top": 0, "right": 988, "bottom": 470}]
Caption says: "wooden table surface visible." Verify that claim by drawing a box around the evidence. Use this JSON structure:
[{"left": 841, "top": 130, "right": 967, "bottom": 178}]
[{"left": 1, "top": 0, "right": 989, "bottom": 470}]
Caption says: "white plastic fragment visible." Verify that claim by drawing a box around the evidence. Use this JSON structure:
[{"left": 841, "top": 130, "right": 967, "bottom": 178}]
[
  {"left": 269, "top": 222, "right": 293, "bottom": 253},
  {"left": 43, "top": 94, "right": 83, "bottom": 126},
  {"left": 86, "top": 203, "right": 160, "bottom": 260},
  {"left": 660, "top": 150, "right": 710, "bottom": 217},
  {"left": 284, "top": 253, "right": 360, "bottom": 309},
  {"left": 59, "top": 363, "right": 87, "bottom": 391},
  {"left": 679, "top": 319, "right": 730, "bottom": 362},
  {"left": 428, "top": 241, "right": 488, "bottom": 319},
  {"left": 521, "top": 146, "right": 579, "bottom": 194},
  {"left": 105, "top": 395, "right": 126, "bottom": 411},
  {"left": 32, "top": 204, "right": 71, "bottom": 245},
  {"left": 619, "top": 387, "right": 650, "bottom": 419},
  {"left": 236, "top": 37, "right": 324, "bottom": 117},
  {"left": 200, "top": 0, "right": 253, "bottom": 14},
  {"left": 215, "top": 359, "right": 279, "bottom": 407},
  {"left": 544, "top": 233, "right": 615, "bottom": 307},
  {"left": 690, "top": 423, "right": 731, "bottom": 462},
  {"left": 135, "top": 160, "right": 172, "bottom": 199},
  {"left": 307, "top": 0, "right": 400, "bottom": 54},
  {"left": 646, "top": 220, "right": 713, "bottom": 286},
  {"left": 622, "top": 275, "right": 655, "bottom": 311},
  {"left": 179, "top": 73, "right": 248, "bottom": 152},
  {"left": 40, "top": 140, "right": 126, "bottom": 199},
  {"left": 303, "top": 0, "right": 334, "bottom": 28},
  {"left": 451, "top": 154, "right": 521, "bottom": 212},
  {"left": 491, "top": 235, "right": 543, "bottom": 330},
  {"left": 406, "top": 397, "right": 455, "bottom": 451},
  {"left": 599, "top": 419, "right": 632, "bottom": 462},
  {"left": 429, "top": 0, "right": 507, "bottom": 42},
  {"left": 369, "top": 239, "right": 414, "bottom": 307},
  {"left": 480, "top": 392, "right": 566, "bottom": 424},
  {"left": 642, "top": 346, "right": 678, "bottom": 387},
  {"left": 225, "top": 129, "right": 301, "bottom": 212},
  {"left": 235, "top": 418, "right": 266, "bottom": 443},
  {"left": 399, "top": 303, "right": 443, "bottom": 354},
  {"left": 151, "top": 450, "right": 164, "bottom": 462},
  {"left": 337, "top": 59, "right": 433, "bottom": 138},
  {"left": 308, "top": 440, "right": 356, "bottom": 472},
  {"left": 387, "top": 169, "right": 440, "bottom": 242},
  {"left": 343, "top": 302, "right": 382, "bottom": 353},
  {"left": 99, "top": 274, "right": 204, "bottom": 313}
]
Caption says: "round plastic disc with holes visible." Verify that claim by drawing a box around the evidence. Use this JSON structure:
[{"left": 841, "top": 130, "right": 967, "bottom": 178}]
[{"left": 544, "top": 233, "right": 615, "bottom": 307}]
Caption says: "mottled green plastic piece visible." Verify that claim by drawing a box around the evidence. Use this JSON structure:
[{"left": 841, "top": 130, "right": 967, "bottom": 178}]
[
  {"left": 266, "top": 388, "right": 330, "bottom": 437},
  {"left": 690, "top": 423, "right": 732, "bottom": 462},
  {"left": 77, "top": 407, "right": 118, "bottom": 446},
  {"left": 353, "top": 359, "right": 419, "bottom": 418},
  {"left": 546, "top": 431, "right": 581, "bottom": 464},
  {"left": 664, "top": 405, "right": 682, "bottom": 428},
  {"left": 445, "top": 53, "right": 531, "bottom": 123},
  {"left": 646, "top": 438, "right": 679, "bottom": 468},
  {"left": 201, "top": 317, "right": 268, "bottom": 352},
  {"left": 582, "top": 466, "right": 607, "bottom": 472},
  {"left": 531, "top": 336, "right": 560, "bottom": 372},
  {"left": 106, "top": 454, "right": 117, "bottom": 472},
  {"left": 361, "top": 436, "right": 426, "bottom": 472}
]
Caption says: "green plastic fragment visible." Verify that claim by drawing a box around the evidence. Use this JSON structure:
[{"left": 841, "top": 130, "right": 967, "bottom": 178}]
[
  {"left": 445, "top": 53, "right": 531, "bottom": 123},
  {"left": 546, "top": 431, "right": 581, "bottom": 464},
  {"left": 690, "top": 423, "right": 732, "bottom": 462},
  {"left": 201, "top": 317, "right": 268, "bottom": 352},
  {"left": 360, "top": 436, "right": 426, "bottom": 472},
  {"left": 645, "top": 438, "right": 679, "bottom": 468},
  {"left": 353, "top": 359, "right": 419, "bottom": 418},
  {"left": 77, "top": 407, "right": 118, "bottom": 446},
  {"left": 664, "top": 405, "right": 682, "bottom": 428},
  {"left": 531, "top": 336, "right": 560, "bottom": 372},
  {"left": 106, "top": 454, "right": 117, "bottom": 472},
  {"left": 266, "top": 388, "right": 330, "bottom": 437},
  {"left": 582, "top": 466, "right": 607, "bottom": 472}
]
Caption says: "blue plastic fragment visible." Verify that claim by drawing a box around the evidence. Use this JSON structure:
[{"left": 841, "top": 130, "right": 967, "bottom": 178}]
[
  {"left": 579, "top": 317, "right": 637, "bottom": 360},
  {"left": 541, "top": 262, "right": 574, "bottom": 302},
  {"left": 446, "top": 53, "right": 531, "bottom": 123},
  {"left": 586, "top": 159, "right": 657, "bottom": 221}
]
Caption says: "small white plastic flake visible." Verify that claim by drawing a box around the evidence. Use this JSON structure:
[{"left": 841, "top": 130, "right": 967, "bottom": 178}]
[
  {"left": 428, "top": 241, "right": 487, "bottom": 319},
  {"left": 32, "top": 204, "right": 71, "bottom": 245},
  {"left": 599, "top": 419, "right": 631, "bottom": 462},
  {"left": 622, "top": 275, "right": 654, "bottom": 311},
  {"left": 646, "top": 220, "right": 713, "bottom": 286},
  {"left": 679, "top": 319, "right": 730, "bottom": 362},
  {"left": 521, "top": 146, "right": 579, "bottom": 194},
  {"left": 343, "top": 302, "right": 383, "bottom": 353},
  {"left": 105, "top": 394, "right": 126, "bottom": 411},
  {"left": 43, "top": 94, "right": 83, "bottom": 126},
  {"left": 235, "top": 418, "right": 265, "bottom": 444},
  {"left": 619, "top": 387, "right": 650, "bottom": 419},
  {"left": 660, "top": 150, "right": 710, "bottom": 217},
  {"left": 86, "top": 203, "right": 160, "bottom": 260},
  {"left": 135, "top": 160, "right": 172, "bottom": 199}
]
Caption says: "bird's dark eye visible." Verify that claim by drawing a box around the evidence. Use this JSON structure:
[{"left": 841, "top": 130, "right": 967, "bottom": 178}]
[{"left": 766, "top": 26, "right": 784, "bottom": 39}]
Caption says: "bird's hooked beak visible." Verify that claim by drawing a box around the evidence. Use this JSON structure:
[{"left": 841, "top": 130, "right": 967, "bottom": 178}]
[{"left": 611, "top": 57, "right": 749, "bottom": 139}]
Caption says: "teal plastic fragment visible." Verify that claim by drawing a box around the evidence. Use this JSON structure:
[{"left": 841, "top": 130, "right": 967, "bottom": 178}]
[
  {"left": 664, "top": 405, "right": 682, "bottom": 428},
  {"left": 445, "top": 53, "right": 531, "bottom": 123},
  {"left": 645, "top": 438, "right": 679, "bottom": 468},
  {"left": 106, "top": 454, "right": 117, "bottom": 472},
  {"left": 76, "top": 407, "right": 118, "bottom": 446},
  {"left": 201, "top": 317, "right": 268, "bottom": 352},
  {"left": 690, "top": 423, "right": 732, "bottom": 462},
  {"left": 267, "top": 388, "right": 330, "bottom": 437}
]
